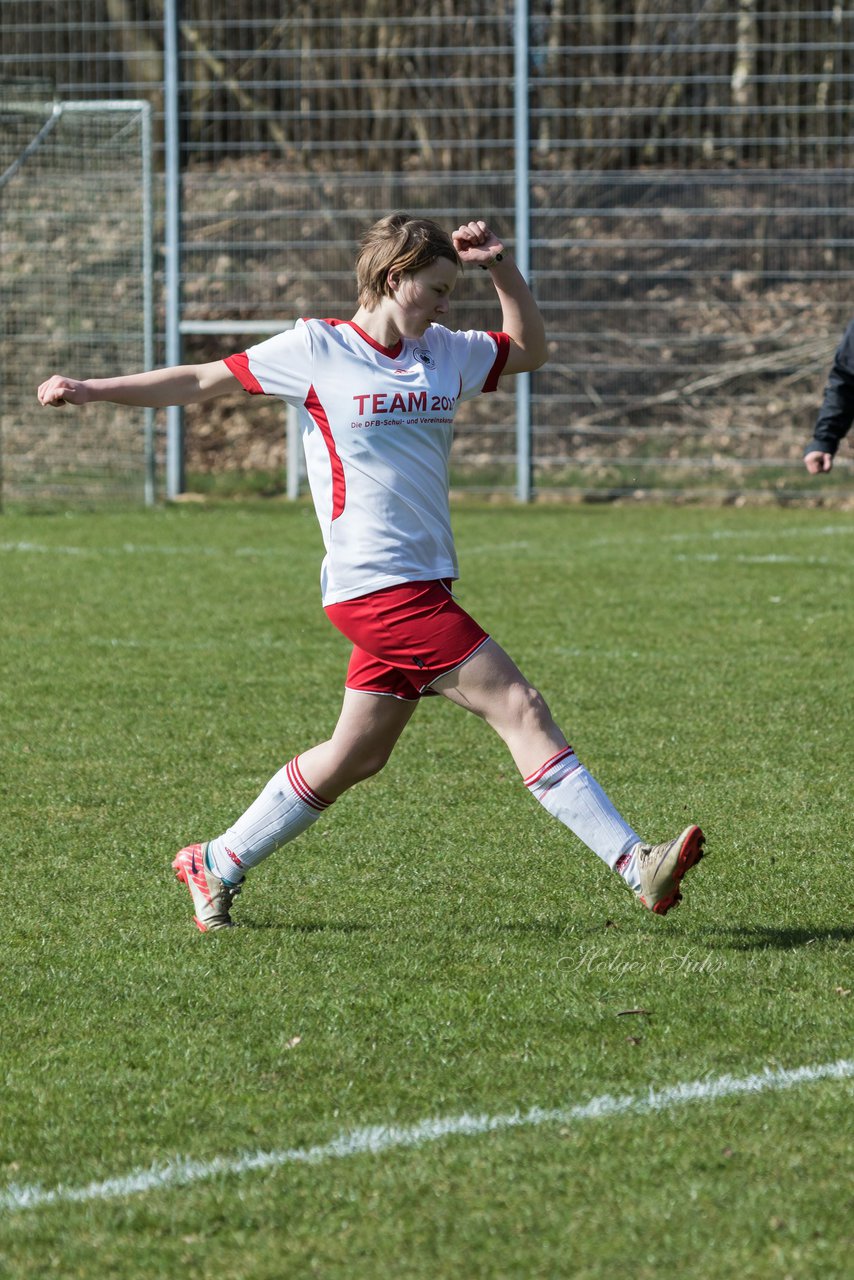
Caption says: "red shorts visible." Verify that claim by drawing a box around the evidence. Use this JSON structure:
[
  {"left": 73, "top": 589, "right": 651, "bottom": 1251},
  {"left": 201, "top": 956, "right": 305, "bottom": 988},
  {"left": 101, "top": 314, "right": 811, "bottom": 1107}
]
[{"left": 324, "top": 580, "right": 490, "bottom": 700}]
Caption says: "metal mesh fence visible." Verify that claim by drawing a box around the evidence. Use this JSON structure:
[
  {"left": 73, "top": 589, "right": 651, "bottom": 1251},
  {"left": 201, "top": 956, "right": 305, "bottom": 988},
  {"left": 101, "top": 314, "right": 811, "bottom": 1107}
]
[
  {"left": 1, "top": 3, "right": 853, "bottom": 500},
  {"left": 530, "top": 168, "right": 854, "bottom": 496},
  {"left": 0, "top": 90, "right": 153, "bottom": 506}
]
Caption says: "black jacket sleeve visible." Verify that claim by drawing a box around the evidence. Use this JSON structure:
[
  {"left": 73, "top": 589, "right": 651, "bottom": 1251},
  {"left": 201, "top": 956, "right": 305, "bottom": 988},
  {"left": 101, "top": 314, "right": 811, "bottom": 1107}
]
[{"left": 806, "top": 318, "right": 854, "bottom": 457}]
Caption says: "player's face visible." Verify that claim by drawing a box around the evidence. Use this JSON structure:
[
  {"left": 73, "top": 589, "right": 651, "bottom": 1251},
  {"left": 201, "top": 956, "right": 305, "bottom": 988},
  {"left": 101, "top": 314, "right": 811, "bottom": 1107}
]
[{"left": 389, "top": 257, "right": 459, "bottom": 336}]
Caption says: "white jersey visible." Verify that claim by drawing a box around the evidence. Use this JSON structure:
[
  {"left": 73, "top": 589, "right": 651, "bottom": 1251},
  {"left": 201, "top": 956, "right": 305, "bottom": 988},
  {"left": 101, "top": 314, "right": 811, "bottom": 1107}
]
[{"left": 225, "top": 319, "right": 509, "bottom": 605}]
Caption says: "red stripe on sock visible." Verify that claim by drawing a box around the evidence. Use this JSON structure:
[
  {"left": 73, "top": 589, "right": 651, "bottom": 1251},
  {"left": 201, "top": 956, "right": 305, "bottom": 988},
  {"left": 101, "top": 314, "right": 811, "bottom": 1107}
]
[
  {"left": 286, "top": 757, "right": 331, "bottom": 811},
  {"left": 524, "top": 746, "right": 576, "bottom": 789}
]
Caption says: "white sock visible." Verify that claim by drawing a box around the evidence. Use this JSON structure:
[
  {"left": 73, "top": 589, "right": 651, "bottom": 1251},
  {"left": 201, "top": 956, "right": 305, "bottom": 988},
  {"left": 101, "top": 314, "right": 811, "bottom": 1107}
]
[
  {"left": 525, "top": 747, "right": 641, "bottom": 891},
  {"left": 206, "top": 756, "right": 332, "bottom": 881}
]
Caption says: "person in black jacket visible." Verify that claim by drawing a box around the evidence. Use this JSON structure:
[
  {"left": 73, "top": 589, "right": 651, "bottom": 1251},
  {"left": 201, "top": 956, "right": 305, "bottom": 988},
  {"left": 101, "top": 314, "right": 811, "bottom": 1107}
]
[{"left": 804, "top": 318, "right": 854, "bottom": 474}]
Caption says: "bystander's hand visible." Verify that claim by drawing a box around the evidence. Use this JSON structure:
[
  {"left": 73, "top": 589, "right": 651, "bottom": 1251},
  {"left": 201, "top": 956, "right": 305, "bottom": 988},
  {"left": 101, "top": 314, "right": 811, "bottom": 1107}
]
[{"left": 804, "top": 450, "right": 833, "bottom": 474}]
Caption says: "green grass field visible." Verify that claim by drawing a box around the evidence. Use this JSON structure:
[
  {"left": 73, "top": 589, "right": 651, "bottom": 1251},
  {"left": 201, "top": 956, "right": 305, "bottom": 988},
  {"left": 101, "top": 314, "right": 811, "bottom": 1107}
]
[{"left": 1, "top": 502, "right": 852, "bottom": 1279}]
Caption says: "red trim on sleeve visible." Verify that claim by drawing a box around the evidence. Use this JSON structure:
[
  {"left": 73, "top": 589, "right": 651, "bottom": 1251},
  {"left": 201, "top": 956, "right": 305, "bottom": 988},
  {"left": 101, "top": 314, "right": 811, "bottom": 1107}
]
[
  {"left": 482, "top": 331, "right": 511, "bottom": 392},
  {"left": 305, "top": 384, "right": 346, "bottom": 520},
  {"left": 224, "top": 352, "right": 265, "bottom": 395}
]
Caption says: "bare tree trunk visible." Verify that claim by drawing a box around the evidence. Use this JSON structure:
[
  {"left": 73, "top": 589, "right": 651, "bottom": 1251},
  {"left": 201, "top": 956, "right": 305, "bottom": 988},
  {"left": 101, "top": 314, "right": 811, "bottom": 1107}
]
[
  {"left": 731, "top": 0, "right": 758, "bottom": 158},
  {"left": 103, "top": 0, "right": 163, "bottom": 90},
  {"left": 536, "top": 0, "right": 565, "bottom": 159},
  {"left": 180, "top": 18, "right": 288, "bottom": 152},
  {"left": 816, "top": 2, "right": 842, "bottom": 166}
]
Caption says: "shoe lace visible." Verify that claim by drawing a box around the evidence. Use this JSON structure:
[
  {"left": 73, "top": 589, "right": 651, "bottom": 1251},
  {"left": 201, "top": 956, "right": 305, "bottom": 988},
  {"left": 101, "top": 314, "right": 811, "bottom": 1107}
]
[
  {"left": 220, "top": 878, "right": 243, "bottom": 907},
  {"left": 635, "top": 842, "right": 653, "bottom": 866}
]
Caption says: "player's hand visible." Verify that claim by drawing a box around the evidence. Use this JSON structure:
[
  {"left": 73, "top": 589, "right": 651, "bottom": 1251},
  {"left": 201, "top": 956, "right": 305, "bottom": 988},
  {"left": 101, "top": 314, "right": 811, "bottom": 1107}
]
[
  {"left": 452, "top": 219, "right": 505, "bottom": 267},
  {"left": 37, "top": 375, "right": 91, "bottom": 407},
  {"left": 804, "top": 450, "right": 833, "bottom": 474}
]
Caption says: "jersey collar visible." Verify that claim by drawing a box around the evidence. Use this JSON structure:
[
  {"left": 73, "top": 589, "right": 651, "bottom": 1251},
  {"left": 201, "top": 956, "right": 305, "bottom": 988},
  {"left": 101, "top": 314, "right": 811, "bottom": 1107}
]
[{"left": 338, "top": 320, "right": 404, "bottom": 360}]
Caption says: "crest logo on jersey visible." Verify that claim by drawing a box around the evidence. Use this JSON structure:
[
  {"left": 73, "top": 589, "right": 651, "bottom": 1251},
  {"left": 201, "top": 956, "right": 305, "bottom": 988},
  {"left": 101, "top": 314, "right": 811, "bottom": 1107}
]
[{"left": 414, "top": 348, "right": 436, "bottom": 368}]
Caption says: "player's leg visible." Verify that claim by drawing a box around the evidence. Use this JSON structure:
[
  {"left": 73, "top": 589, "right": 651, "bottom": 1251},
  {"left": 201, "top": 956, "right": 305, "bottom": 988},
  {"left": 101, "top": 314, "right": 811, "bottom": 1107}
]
[
  {"left": 432, "top": 639, "right": 704, "bottom": 913},
  {"left": 297, "top": 687, "right": 419, "bottom": 798},
  {"left": 209, "top": 688, "right": 416, "bottom": 871},
  {"left": 431, "top": 637, "right": 564, "bottom": 775},
  {"left": 174, "top": 689, "right": 417, "bottom": 930}
]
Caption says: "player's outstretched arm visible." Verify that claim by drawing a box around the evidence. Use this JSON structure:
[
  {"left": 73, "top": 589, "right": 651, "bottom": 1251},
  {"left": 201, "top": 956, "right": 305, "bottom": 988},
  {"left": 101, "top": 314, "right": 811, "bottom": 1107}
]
[
  {"left": 37, "top": 360, "right": 238, "bottom": 409},
  {"left": 451, "top": 219, "right": 548, "bottom": 376}
]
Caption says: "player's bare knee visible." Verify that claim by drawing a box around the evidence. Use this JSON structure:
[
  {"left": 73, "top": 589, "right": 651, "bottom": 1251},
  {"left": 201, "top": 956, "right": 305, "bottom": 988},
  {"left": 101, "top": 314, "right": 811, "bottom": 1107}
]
[
  {"left": 348, "top": 744, "right": 394, "bottom": 783},
  {"left": 504, "top": 681, "right": 553, "bottom": 734}
]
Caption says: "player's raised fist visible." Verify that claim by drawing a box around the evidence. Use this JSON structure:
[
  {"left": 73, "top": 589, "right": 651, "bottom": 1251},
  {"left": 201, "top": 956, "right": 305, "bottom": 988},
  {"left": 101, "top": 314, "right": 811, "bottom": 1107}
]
[
  {"left": 37, "top": 375, "right": 90, "bottom": 407},
  {"left": 451, "top": 219, "right": 505, "bottom": 266}
]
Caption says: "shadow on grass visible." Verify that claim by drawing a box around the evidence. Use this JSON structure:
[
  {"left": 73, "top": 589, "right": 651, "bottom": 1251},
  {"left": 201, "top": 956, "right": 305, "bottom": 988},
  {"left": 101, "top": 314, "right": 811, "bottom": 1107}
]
[
  {"left": 493, "top": 917, "right": 621, "bottom": 939},
  {"left": 232, "top": 919, "right": 852, "bottom": 946},
  {"left": 703, "top": 924, "right": 854, "bottom": 950},
  {"left": 239, "top": 918, "right": 372, "bottom": 933}
]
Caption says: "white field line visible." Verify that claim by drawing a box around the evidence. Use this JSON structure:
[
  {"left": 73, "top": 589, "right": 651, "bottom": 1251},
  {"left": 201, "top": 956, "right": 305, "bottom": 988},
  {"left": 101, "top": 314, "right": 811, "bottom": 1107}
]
[
  {"left": 675, "top": 553, "right": 837, "bottom": 566},
  {"left": 0, "top": 541, "right": 232, "bottom": 558},
  {"left": 2, "top": 1058, "right": 851, "bottom": 1215},
  {"left": 0, "top": 541, "right": 293, "bottom": 559},
  {"left": 2, "top": 524, "right": 852, "bottom": 563}
]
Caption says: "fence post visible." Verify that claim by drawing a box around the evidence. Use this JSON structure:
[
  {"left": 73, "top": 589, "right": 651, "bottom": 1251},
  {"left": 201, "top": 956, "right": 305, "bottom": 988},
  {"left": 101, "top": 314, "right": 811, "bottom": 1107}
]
[
  {"left": 164, "top": 0, "right": 184, "bottom": 499},
  {"left": 514, "top": 0, "right": 532, "bottom": 503},
  {"left": 140, "top": 100, "right": 156, "bottom": 506}
]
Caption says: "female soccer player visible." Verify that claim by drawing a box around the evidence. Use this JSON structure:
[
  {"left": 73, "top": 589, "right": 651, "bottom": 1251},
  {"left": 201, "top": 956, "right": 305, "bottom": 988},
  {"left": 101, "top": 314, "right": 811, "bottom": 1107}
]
[{"left": 38, "top": 213, "right": 704, "bottom": 930}]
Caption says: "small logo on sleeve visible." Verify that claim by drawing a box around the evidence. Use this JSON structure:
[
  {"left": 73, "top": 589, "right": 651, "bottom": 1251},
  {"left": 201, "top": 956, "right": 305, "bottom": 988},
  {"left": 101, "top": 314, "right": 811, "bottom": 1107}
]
[{"left": 414, "top": 348, "right": 436, "bottom": 368}]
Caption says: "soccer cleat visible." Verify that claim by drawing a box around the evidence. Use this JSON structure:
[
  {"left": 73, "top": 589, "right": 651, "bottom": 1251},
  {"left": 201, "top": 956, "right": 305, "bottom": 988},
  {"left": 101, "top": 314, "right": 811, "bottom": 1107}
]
[
  {"left": 635, "top": 824, "right": 705, "bottom": 916},
  {"left": 172, "top": 842, "right": 243, "bottom": 932}
]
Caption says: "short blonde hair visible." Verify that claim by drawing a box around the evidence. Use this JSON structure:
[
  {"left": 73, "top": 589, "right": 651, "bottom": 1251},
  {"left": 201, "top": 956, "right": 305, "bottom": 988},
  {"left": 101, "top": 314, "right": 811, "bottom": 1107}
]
[{"left": 356, "top": 213, "right": 460, "bottom": 308}]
